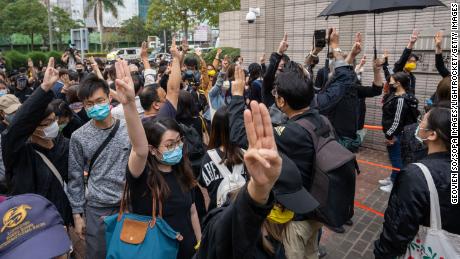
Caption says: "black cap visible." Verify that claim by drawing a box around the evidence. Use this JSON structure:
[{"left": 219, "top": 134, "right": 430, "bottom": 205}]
[{"left": 273, "top": 154, "right": 319, "bottom": 215}]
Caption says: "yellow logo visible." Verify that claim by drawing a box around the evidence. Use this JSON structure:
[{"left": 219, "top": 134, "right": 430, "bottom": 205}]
[{"left": 1, "top": 205, "right": 31, "bottom": 233}]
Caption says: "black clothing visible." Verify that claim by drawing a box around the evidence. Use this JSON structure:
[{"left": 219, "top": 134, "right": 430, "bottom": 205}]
[
  {"left": 357, "top": 83, "right": 384, "bottom": 130},
  {"left": 262, "top": 52, "right": 284, "bottom": 107},
  {"left": 374, "top": 152, "right": 460, "bottom": 258},
  {"left": 248, "top": 79, "right": 263, "bottom": 103},
  {"left": 315, "top": 66, "right": 330, "bottom": 92},
  {"left": 400, "top": 123, "right": 428, "bottom": 166},
  {"left": 197, "top": 185, "right": 279, "bottom": 259},
  {"left": 126, "top": 166, "right": 196, "bottom": 259},
  {"left": 198, "top": 149, "right": 248, "bottom": 212},
  {"left": 1, "top": 87, "right": 73, "bottom": 225},
  {"left": 14, "top": 87, "right": 34, "bottom": 103},
  {"left": 76, "top": 108, "right": 91, "bottom": 124},
  {"left": 381, "top": 93, "right": 419, "bottom": 140},
  {"left": 393, "top": 47, "right": 416, "bottom": 94},
  {"left": 435, "top": 53, "right": 450, "bottom": 78},
  {"left": 62, "top": 113, "right": 84, "bottom": 139}
]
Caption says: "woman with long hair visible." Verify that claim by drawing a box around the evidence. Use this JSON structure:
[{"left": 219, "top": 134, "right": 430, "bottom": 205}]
[
  {"left": 198, "top": 106, "right": 247, "bottom": 211},
  {"left": 247, "top": 63, "right": 263, "bottom": 103},
  {"left": 115, "top": 58, "right": 201, "bottom": 259},
  {"left": 379, "top": 72, "right": 419, "bottom": 193}
]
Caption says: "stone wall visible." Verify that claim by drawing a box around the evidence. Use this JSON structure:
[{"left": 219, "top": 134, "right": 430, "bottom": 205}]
[{"left": 218, "top": 11, "right": 242, "bottom": 48}]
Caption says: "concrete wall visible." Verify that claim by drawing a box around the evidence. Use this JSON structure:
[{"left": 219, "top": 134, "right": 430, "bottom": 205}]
[
  {"left": 218, "top": 11, "right": 241, "bottom": 48},
  {"left": 237, "top": 0, "right": 452, "bottom": 151}
]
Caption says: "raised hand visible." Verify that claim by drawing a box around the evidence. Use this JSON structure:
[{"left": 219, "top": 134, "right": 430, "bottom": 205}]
[
  {"left": 195, "top": 47, "right": 202, "bottom": 57},
  {"left": 140, "top": 41, "right": 148, "bottom": 60},
  {"left": 408, "top": 29, "right": 419, "bottom": 49},
  {"left": 329, "top": 28, "right": 339, "bottom": 48},
  {"left": 41, "top": 57, "right": 59, "bottom": 91},
  {"left": 216, "top": 48, "right": 222, "bottom": 56},
  {"left": 181, "top": 37, "right": 189, "bottom": 53},
  {"left": 260, "top": 53, "right": 266, "bottom": 64},
  {"left": 359, "top": 55, "right": 367, "bottom": 66},
  {"left": 244, "top": 101, "right": 282, "bottom": 204},
  {"left": 114, "top": 60, "right": 135, "bottom": 105},
  {"left": 232, "top": 65, "right": 245, "bottom": 96},
  {"left": 351, "top": 32, "right": 362, "bottom": 56},
  {"left": 277, "top": 33, "right": 289, "bottom": 55},
  {"left": 170, "top": 35, "right": 181, "bottom": 60},
  {"left": 434, "top": 30, "right": 443, "bottom": 51},
  {"left": 28, "top": 58, "right": 34, "bottom": 68},
  {"left": 383, "top": 49, "right": 389, "bottom": 59}
]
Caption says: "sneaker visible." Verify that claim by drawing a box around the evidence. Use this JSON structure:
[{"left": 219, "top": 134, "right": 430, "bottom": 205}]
[
  {"left": 380, "top": 183, "right": 393, "bottom": 193},
  {"left": 326, "top": 225, "right": 345, "bottom": 233},
  {"left": 318, "top": 246, "right": 327, "bottom": 258},
  {"left": 378, "top": 177, "right": 392, "bottom": 186}
]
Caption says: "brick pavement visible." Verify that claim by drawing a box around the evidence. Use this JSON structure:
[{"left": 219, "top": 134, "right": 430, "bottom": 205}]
[{"left": 320, "top": 147, "right": 393, "bottom": 259}]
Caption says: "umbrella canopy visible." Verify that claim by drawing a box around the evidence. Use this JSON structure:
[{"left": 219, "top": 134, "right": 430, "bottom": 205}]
[{"left": 319, "top": 0, "right": 446, "bottom": 17}]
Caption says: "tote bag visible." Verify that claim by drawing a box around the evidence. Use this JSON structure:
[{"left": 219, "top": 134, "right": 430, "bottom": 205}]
[
  {"left": 399, "top": 163, "right": 460, "bottom": 259},
  {"left": 104, "top": 186, "right": 183, "bottom": 259}
]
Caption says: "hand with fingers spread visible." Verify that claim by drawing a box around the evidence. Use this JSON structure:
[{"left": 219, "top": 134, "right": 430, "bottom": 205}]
[
  {"left": 232, "top": 66, "right": 245, "bottom": 96},
  {"left": 140, "top": 41, "right": 148, "bottom": 61},
  {"left": 41, "top": 57, "right": 60, "bottom": 91},
  {"left": 407, "top": 29, "right": 419, "bottom": 49},
  {"left": 277, "top": 33, "right": 289, "bottom": 55},
  {"left": 244, "top": 101, "right": 282, "bottom": 205},
  {"left": 434, "top": 31, "right": 443, "bottom": 53},
  {"left": 114, "top": 60, "right": 136, "bottom": 105}
]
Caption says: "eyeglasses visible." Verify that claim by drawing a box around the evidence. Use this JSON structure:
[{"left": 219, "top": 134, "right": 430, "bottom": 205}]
[
  {"left": 160, "top": 137, "right": 184, "bottom": 152},
  {"left": 84, "top": 98, "right": 109, "bottom": 109}
]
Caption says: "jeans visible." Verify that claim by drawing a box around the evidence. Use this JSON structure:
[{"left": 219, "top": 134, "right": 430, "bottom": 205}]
[{"left": 386, "top": 135, "right": 402, "bottom": 183}]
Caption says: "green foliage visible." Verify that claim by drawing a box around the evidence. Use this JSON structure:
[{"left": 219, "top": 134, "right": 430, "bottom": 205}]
[
  {"left": 4, "top": 51, "right": 28, "bottom": 69},
  {"left": 119, "top": 16, "right": 150, "bottom": 45},
  {"left": 203, "top": 47, "right": 240, "bottom": 65},
  {"left": 0, "top": 0, "right": 48, "bottom": 48},
  {"left": 47, "top": 51, "right": 63, "bottom": 62},
  {"left": 2, "top": 55, "right": 13, "bottom": 72},
  {"left": 27, "top": 52, "right": 48, "bottom": 66},
  {"left": 201, "top": 0, "right": 240, "bottom": 27},
  {"left": 51, "top": 6, "right": 85, "bottom": 47}
]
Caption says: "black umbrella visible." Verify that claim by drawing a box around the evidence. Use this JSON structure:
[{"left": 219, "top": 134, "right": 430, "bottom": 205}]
[{"left": 318, "top": 0, "right": 446, "bottom": 59}]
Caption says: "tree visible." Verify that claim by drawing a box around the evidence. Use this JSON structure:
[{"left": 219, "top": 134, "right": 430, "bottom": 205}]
[
  {"left": 51, "top": 6, "right": 85, "bottom": 50},
  {"left": 119, "top": 16, "right": 150, "bottom": 46},
  {"left": 84, "top": 0, "right": 124, "bottom": 51},
  {"left": 146, "top": 0, "right": 239, "bottom": 37},
  {"left": 0, "top": 0, "right": 48, "bottom": 50}
]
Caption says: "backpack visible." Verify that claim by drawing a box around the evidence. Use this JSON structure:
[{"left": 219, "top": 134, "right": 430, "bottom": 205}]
[
  {"left": 207, "top": 149, "right": 246, "bottom": 207},
  {"left": 296, "top": 114, "right": 356, "bottom": 227},
  {"left": 179, "top": 123, "right": 206, "bottom": 175}
]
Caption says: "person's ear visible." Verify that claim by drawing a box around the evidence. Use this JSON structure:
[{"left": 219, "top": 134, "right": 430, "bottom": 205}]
[{"left": 427, "top": 130, "right": 437, "bottom": 142}]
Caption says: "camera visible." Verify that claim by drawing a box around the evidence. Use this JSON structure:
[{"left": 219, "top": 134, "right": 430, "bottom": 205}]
[
  {"left": 246, "top": 11, "right": 257, "bottom": 24},
  {"left": 246, "top": 8, "right": 260, "bottom": 24}
]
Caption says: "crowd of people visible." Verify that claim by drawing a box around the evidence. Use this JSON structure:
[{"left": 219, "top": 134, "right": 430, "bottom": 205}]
[{"left": 0, "top": 27, "right": 456, "bottom": 259}]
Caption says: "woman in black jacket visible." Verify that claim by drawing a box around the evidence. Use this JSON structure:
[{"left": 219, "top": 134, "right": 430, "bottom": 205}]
[
  {"left": 379, "top": 72, "right": 419, "bottom": 193},
  {"left": 1, "top": 58, "right": 73, "bottom": 225},
  {"left": 374, "top": 106, "right": 458, "bottom": 258}
]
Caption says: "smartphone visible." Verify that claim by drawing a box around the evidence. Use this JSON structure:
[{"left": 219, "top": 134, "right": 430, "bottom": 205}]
[{"left": 314, "top": 29, "right": 327, "bottom": 48}]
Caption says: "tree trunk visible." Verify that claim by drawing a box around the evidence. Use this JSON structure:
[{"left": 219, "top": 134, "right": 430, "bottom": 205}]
[
  {"left": 31, "top": 33, "right": 34, "bottom": 51},
  {"left": 183, "top": 14, "right": 189, "bottom": 40},
  {"left": 97, "top": 1, "right": 104, "bottom": 52}
]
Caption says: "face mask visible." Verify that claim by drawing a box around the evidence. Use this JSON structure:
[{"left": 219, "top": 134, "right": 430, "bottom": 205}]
[
  {"left": 415, "top": 125, "right": 429, "bottom": 143},
  {"left": 389, "top": 83, "right": 396, "bottom": 89},
  {"left": 76, "top": 69, "right": 83, "bottom": 73},
  {"left": 0, "top": 89, "right": 7, "bottom": 96},
  {"left": 59, "top": 123, "right": 68, "bottom": 132},
  {"left": 404, "top": 62, "right": 417, "bottom": 72},
  {"left": 160, "top": 144, "right": 183, "bottom": 165},
  {"left": 43, "top": 121, "right": 59, "bottom": 139},
  {"left": 208, "top": 70, "right": 216, "bottom": 77},
  {"left": 222, "top": 81, "right": 231, "bottom": 91},
  {"left": 86, "top": 103, "right": 110, "bottom": 121},
  {"left": 267, "top": 204, "right": 294, "bottom": 224}
]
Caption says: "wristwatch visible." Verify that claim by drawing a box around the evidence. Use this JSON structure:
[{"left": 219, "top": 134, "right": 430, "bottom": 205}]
[{"left": 333, "top": 48, "right": 342, "bottom": 53}]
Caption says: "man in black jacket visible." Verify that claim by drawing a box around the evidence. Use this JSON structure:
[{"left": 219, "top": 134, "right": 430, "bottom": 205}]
[
  {"left": 229, "top": 28, "right": 360, "bottom": 258},
  {"left": 393, "top": 29, "right": 420, "bottom": 94}
]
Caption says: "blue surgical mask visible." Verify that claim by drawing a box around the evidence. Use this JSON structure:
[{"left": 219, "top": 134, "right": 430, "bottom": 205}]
[
  {"left": 415, "top": 125, "right": 429, "bottom": 143},
  {"left": 86, "top": 103, "right": 110, "bottom": 121},
  {"left": 0, "top": 89, "right": 7, "bottom": 97},
  {"left": 161, "top": 144, "right": 183, "bottom": 165}
]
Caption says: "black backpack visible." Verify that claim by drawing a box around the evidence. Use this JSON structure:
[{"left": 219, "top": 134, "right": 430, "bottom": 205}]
[
  {"left": 296, "top": 114, "right": 356, "bottom": 227},
  {"left": 178, "top": 123, "right": 206, "bottom": 175}
]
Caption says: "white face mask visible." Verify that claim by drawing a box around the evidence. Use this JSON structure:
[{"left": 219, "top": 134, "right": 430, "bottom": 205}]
[
  {"left": 43, "top": 121, "right": 59, "bottom": 139},
  {"left": 222, "top": 81, "right": 231, "bottom": 91}
]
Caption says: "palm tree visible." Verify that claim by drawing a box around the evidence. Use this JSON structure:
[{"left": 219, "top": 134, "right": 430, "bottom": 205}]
[{"left": 84, "top": 0, "right": 124, "bottom": 51}]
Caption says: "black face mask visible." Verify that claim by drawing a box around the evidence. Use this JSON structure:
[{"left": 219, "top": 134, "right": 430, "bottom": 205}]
[{"left": 76, "top": 69, "right": 83, "bottom": 73}]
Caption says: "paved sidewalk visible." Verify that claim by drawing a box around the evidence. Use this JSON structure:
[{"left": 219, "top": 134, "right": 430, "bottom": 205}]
[{"left": 320, "top": 147, "right": 392, "bottom": 259}]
